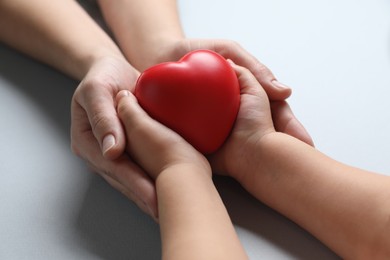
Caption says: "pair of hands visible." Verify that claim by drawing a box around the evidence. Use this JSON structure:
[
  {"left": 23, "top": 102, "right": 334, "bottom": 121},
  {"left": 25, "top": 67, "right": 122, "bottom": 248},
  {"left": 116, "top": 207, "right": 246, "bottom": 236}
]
[
  {"left": 70, "top": 39, "right": 313, "bottom": 219},
  {"left": 116, "top": 60, "right": 273, "bottom": 178}
]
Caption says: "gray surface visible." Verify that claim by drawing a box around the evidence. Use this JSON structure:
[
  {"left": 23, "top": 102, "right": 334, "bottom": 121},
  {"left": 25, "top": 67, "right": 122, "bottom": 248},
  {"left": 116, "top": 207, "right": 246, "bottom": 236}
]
[{"left": 1, "top": 0, "right": 389, "bottom": 259}]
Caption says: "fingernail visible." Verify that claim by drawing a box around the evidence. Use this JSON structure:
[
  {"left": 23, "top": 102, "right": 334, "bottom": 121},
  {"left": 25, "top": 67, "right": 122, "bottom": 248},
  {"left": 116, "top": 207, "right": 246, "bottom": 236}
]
[
  {"left": 117, "top": 90, "right": 130, "bottom": 103},
  {"left": 226, "top": 59, "right": 235, "bottom": 66},
  {"left": 271, "top": 80, "right": 290, "bottom": 90},
  {"left": 102, "top": 134, "right": 116, "bottom": 155},
  {"left": 119, "top": 90, "right": 130, "bottom": 98}
]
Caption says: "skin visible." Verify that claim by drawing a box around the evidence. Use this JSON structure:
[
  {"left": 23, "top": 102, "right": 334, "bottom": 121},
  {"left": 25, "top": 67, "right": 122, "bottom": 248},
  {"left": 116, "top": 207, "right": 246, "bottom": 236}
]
[
  {"left": 212, "top": 64, "right": 390, "bottom": 259},
  {"left": 119, "top": 62, "right": 390, "bottom": 259},
  {"left": 0, "top": 0, "right": 312, "bottom": 219},
  {"left": 117, "top": 90, "right": 248, "bottom": 259},
  {"left": 96, "top": 0, "right": 314, "bottom": 216},
  {"left": 97, "top": 0, "right": 313, "bottom": 140},
  {"left": 0, "top": 0, "right": 156, "bottom": 217},
  {"left": 2, "top": 1, "right": 388, "bottom": 257}
]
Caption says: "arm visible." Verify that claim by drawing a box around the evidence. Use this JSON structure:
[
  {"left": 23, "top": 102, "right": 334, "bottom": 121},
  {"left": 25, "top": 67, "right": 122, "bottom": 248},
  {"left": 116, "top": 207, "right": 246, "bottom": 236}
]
[
  {"left": 0, "top": 0, "right": 158, "bottom": 218},
  {"left": 0, "top": 0, "right": 122, "bottom": 80},
  {"left": 237, "top": 132, "right": 390, "bottom": 258},
  {"left": 213, "top": 64, "right": 390, "bottom": 259},
  {"left": 97, "top": 0, "right": 184, "bottom": 71},
  {"left": 158, "top": 165, "right": 245, "bottom": 260},
  {"left": 97, "top": 0, "right": 313, "bottom": 146},
  {"left": 116, "top": 91, "right": 247, "bottom": 260}
]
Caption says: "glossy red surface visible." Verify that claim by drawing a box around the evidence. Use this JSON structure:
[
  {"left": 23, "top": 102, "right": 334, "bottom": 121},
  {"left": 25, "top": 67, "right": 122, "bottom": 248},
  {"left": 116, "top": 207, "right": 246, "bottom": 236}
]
[{"left": 135, "top": 50, "right": 240, "bottom": 154}]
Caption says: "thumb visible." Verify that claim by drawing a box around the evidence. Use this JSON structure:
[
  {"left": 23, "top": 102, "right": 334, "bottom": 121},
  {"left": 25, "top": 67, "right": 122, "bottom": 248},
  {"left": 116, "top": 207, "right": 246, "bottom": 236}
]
[
  {"left": 115, "top": 89, "right": 165, "bottom": 154},
  {"left": 74, "top": 85, "right": 126, "bottom": 159},
  {"left": 116, "top": 90, "right": 182, "bottom": 178}
]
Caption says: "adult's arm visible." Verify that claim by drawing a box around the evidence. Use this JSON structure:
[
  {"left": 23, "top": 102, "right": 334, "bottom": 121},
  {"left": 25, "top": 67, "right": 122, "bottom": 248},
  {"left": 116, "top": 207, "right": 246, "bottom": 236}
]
[
  {"left": 0, "top": 0, "right": 158, "bottom": 218},
  {"left": 97, "top": 0, "right": 313, "bottom": 146},
  {"left": 97, "top": 0, "right": 184, "bottom": 71},
  {"left": 0, "top": 0, "right": 123, "bottom": 80}
]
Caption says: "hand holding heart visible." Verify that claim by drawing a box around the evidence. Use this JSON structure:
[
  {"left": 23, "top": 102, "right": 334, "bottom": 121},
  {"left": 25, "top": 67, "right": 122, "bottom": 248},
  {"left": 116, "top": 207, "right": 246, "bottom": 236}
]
[
  {"left": 149, "top": 39, "right": 314, "bottom": 147},
  {"left": 135, "top": 50, "right": 240, "bottom": 154},
  {"left": 116, "top": 90, "right": 210, "bottom": 180},
  {"left": 117, "top": 50, "right": 275, "bottom": 179}
]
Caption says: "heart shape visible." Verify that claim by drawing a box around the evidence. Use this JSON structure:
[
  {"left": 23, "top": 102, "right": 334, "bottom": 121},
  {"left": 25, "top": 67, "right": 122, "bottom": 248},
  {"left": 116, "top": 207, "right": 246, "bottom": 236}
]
[{"left": 135, "top": 50, "right": 240, "bottom": 154}]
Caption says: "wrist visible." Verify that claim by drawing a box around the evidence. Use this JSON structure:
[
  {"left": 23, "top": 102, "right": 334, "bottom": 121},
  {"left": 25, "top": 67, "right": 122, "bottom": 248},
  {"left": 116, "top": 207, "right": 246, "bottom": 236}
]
[
  {"left": 156, "top": 162, "right": 212, "bottom": 186},
  {"left": 226, "top": 131, "right": 279, "bottom": 183},
  {"left": 127, "top": 36, "right": 185, "bottom": 71},
  {"left": 82, "top": 46, "right": 126, "bottom": 75}
]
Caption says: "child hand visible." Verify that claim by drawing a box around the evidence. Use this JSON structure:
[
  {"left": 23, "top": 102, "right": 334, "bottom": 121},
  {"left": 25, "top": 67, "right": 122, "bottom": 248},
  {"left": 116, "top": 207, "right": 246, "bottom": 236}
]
[
  {"left": 71, "top": 56, "right": 158, "bottom": 218},
  {"left": 116, "top": 90, "right": 211, "bottom": 180},
  {"left": 155, "top": 39, "right": 313, "bottom": 146},
  {"left": 209, "top": 62, "right": 276, "bottom": 179}
]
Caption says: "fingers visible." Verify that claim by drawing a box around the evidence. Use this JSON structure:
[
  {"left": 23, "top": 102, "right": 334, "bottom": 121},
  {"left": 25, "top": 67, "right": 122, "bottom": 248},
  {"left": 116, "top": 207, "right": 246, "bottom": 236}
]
[
  {"left": 229, "top": 61, "right": 314, "bottom": 146},
  {"left": 99, "top": 158, "right": 158, "bottom": 222},
  {"left": 71, "top": 97, "right": 158, "bottom": 220},
  {"left": 115, "top": 90, "right": 150, "bottom": 137},
  {"left": 74, "top": 81, "right": 126, "bottom": 160},
  {"left": 228, "top": 60, "right": 267, "bottom": 97},
  {"left": 71, "top": 109, "right": 158, "bottom": 219},
  {"left": 116, "top": 90, "right": 175, "bottom": 177},
  {"left": 201, "top": 39, "right": 292, "bottom": 100},
  {"left": 116, "top": 89, "right": 160, "bottom": 157},
  {"left": 175, "top": 39, "right": 291, "bottom": 100},
  {"left": 271, "top": 101, "right": 315, "bottom": 146}
]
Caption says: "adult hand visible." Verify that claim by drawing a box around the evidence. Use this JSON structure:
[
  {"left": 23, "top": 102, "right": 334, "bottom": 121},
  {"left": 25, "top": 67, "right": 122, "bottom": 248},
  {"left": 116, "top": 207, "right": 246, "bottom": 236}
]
[
  {"left": 155, "top": 38, "right": 314, "bottom": 146},
  {"left": 116, "top": 90, "right": 210, "bottom": 180},
  {"left": 208, "top": 61, "right": 276, "bottom": 179},
  {"left": 70, "top": 56, "right": 158, "bottom": 219}
]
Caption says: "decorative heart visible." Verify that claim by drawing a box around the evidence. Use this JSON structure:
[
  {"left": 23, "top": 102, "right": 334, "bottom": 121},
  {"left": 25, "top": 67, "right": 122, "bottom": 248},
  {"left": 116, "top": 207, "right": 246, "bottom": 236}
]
[{"left": 135, "top": 50, "right": 240, "bottom": 154}]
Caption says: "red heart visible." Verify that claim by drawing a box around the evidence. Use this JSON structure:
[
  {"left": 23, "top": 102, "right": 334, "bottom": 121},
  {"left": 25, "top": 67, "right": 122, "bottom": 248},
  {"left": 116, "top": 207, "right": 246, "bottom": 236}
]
[{"left": 135, "top": 50, "right": 240, "bottom": 154}]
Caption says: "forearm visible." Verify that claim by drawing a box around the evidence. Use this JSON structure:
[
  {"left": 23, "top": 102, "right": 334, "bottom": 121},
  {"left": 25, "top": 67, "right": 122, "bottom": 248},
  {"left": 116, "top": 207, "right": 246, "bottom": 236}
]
[
  {"left": 0, "top": 0, "right": 123, "bottom": 80},
  {"left": 97, "top": 0, "right": 184, "bottom": 71},
  {"left": 235, "top": 132, "right": 390, "bottom": 259},
  {"left": 156, "top": 165, "right": 247, "bottom": 260}
]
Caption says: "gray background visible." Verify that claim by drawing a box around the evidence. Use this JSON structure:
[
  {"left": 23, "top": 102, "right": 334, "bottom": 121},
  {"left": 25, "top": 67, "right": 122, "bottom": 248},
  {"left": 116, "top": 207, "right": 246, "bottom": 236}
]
[{"left": 1, "top": 0, "right": 389, "bottom": 259}]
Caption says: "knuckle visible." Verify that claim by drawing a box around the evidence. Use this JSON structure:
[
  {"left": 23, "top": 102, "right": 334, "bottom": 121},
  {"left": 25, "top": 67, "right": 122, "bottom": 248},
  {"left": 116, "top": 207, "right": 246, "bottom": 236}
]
[
  {"left": 80, "top": 78, "right": 105, "bottom": 94},
  {"left": 229, "top": 40, "right": 241, "bottom": 49},
  {"left": 250, "top": 59, "right": 273, "bottom": 79},
  {"left": 253, "top": 60, "right": 269, "bottom": 74},
  {"left": 91, "top": 113, "right": 111, "bottom": 136},
  {"left": 226, "top": 40, "right": 242, "bottom": 53},
  {"left": 215, "top": 39, "right": 241, "bottom": 55}
]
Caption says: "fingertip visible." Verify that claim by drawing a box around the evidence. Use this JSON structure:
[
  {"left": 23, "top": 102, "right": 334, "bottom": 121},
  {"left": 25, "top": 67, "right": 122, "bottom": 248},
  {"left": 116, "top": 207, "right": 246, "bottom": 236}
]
[
  {"left": 102, "top": 132, "right": 125, "bottom": 159},
  {"left": 116, "top": 90, "right": 138, "bottom": 119},
  {"left": 286, "top": 118, "right": 315, "bottom": 147},
  {"left": 116, "top": 90, "right": 131, "bottom": 106},
  {"left": 271, "top": 101, "right": 315, "bottom": 147},
  {"left": 226, "top": 58, "right": 235, "bottom": 66},
  {"left": 270, "top": 80, "right": 292, "bottom": 99},
  {"left": 102, "top": 134, "right": 116, "bottom": 155}
]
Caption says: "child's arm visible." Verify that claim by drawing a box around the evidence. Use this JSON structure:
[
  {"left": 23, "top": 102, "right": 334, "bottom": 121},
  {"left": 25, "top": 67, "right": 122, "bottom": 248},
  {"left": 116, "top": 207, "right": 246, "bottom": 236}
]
[
  {"left": 157, "top": 165, "right": 246, "bottom": 260},
  {"left": 212, "top": 63, "right": 390, "bottom": 259},
  {"left": 116, "top": 91, "right": 248, "bottom": 260},
  {"left": 236, "top": 132, "right": 390, "bottom": 259}
]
